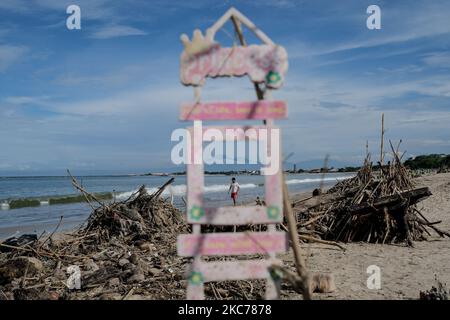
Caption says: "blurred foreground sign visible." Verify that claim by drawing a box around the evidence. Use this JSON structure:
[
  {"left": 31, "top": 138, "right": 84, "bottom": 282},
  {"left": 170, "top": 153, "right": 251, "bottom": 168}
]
[{"left": 177, "top": 7, "right": 289, "bottom": 300}]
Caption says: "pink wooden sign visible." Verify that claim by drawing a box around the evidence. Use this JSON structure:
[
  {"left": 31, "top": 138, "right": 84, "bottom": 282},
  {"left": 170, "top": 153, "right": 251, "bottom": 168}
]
[
  {"left": 179, "top": 8, "right": 288, "bottom": 300},
  {"left": 177, "top": 232, "right": 288, "bottom": 257},
  {"left": 187, "top": 163, "right": 203, "bottom": 210},
  {"left": 187, "top": 206, "right": 282, "bottom": 225},
  {"left": 180, "top": 45, "right": 288, "bottom": 89},
  {"left": 264, "top": 128, "right": 283, "bottom": 209},
  {"left": 186, "top": 127, "right": 204, "bottom": 212},
  {"left": 189, "top": 259, "right": 282, "bottom": 283},
  {"left": 180, "top": 101, "right": 287, "bottom": 121}
]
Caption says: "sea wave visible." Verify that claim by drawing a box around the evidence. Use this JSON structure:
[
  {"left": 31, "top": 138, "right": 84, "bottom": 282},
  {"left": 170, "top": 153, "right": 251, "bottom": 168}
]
[
  {"left": 0, "top": 192, "right": 113, "bottom": 210},
  {"left": 1, "top": 175, "right": 354, "bottom": 210},
  {"left": 285, "top": 175, "right": 354, "bottom": 185},
  {"left": 115, "top": 183, "right": 259, "bottom": 200},
  {"left": 1, "top": 202, "right": 10, "bottom": 210},
  {"left": 116, "top": 175, "right": 354, "bottom": 200}
]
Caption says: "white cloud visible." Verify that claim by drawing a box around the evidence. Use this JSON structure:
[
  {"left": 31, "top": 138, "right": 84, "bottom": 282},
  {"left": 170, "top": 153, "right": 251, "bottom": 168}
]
[
  {"left": 35, "top": 77, "right": 255, "bottom": 116},
  {"left": 0, "top": 28, "right": 10, "bottom": 38},
  {"left": 423, "top": 52, "right": 450, "bottom": 69},
  {"left": 0, "top": 45, "right": 28, "bottom": 72},
  {"left": 288, "top": 1, "right": 450, "bottom": 59},
  {"left": 90, "top": 25, "right": 147, "bottom": 39},
  {"left": 4, "top": 95, "right": 51, "bottom": 105},
  {"left": 0, "top": 0, "right": 29, "bottom": 13},
  {"left": 39, "top": 85, "right": 187, "bottom": 116}
]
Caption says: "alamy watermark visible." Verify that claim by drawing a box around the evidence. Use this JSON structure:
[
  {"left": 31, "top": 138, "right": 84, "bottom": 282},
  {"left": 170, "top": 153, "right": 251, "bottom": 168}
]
[
  {"left": 170, "top": 122, "right": 280, "bottom": 175},
  {"left": 66, "top": 5, "right": 81, "bottom": 30},
  {"left": 366, "top": 265, "right": 382, "bottom": 290},
  {"left": 367, "top": 5, "right": 381, "bottom": 30},
  {"left": 65, "top": 5, "right": 380, "bottom": 32}
]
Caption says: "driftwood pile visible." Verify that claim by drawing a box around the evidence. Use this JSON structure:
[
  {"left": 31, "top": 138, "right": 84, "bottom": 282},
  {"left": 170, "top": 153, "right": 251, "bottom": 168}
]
[
  {"left": 0, "top": 177, "right": 190, "bottom": 300},
  {"left": 296, "top": 146, "right": 450, "bottom": 246},
  {"left": 0, "top": 176, "right": 277, "bottom": 300},
  {"left": 81, "top": 178, "right": 185, "bottom": 242},
  {"left": 419, "top": 276, "right": 448, "bottom": 300}
]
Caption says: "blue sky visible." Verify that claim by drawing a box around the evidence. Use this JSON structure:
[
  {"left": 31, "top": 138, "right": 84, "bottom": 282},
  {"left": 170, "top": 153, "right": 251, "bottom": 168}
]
[{"left": 1, "top": 0, "right": 450, "bottom": 175}]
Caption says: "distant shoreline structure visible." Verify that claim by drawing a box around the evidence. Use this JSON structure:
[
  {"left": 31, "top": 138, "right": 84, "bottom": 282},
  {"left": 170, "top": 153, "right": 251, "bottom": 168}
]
[
  {"left": 1, "top": 153, "right": 449, "bottom": 179},
  {"left": 143, "top": 168, "right": 355, "bottom": 176}
]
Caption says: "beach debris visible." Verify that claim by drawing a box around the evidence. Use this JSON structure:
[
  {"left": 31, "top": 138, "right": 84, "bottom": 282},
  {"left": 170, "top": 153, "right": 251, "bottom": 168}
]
[
  {"left": 310, "top": 273, "right": 336, "bottom": 293},
  {"left": 270, "top": 265, "right": 335, "bottom": 294},
  {"left": 0, "top": 256, "right": 43, "bottom": 285},
  {"left": 294, "top": 142, "right": 450, "bottom": 246},
  {"left": 0, "top": 175, "right": 279, "bottom": 300},
  {"left": 255, "top": 196, "right": 265, "bottom": 206},
  {"left": 0, "top": 234, "right": 37, "bottom": 253},
  {"left": 420, "top": 276, "right": 448, "bottom": 300},
  {"left": 67, "top": 265, "right": 81, "bottom": 290},
  {"left": 312, "top": 188, "right": 322, "bottom": 197},
  {"left": 0, "top": 176, "right": 189, "bottom": 300}
]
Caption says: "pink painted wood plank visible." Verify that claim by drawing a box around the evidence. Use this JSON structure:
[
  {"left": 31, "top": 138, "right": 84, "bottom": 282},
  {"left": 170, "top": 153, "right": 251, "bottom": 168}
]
[
  {"left": 186, "top": 127, "right": 204, "bottom": 213},
  {"left": 259, "top": 123, "right": 281, "bottom": 176},
  {"left": 187, "top": 206, "right": 282, "bottom": 225},
  {"left": 189, "top": 259, "right": 282, "bottom": 282},
  {"left": 187, "top": 283, "right": 205, "bottom": 300},
  {"left": 259, "top": 126, "right": 282, "bottom": 215},
  {"left": 180, "top": 101, "right": 287, "bottom": 121},
  {"left": 180, "top": 45, "right": 288, "bottom": 89},
  {"left": 177, "top": 232, "right": 288, "bottom": 257},
  {"left": 265, "top": 275, "right": 281, "bottom": 300},
  {"left": 264, "top": 172, "right": 283, "bottom": 216},
  {"left": 187, "top": 163, "right": 203, "bottom": 212}
]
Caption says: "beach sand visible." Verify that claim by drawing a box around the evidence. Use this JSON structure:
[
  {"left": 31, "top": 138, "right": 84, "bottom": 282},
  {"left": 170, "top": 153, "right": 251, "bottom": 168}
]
[
  {"left": 281, "top": 172, "right": 450, "bottom": 300},
  {"left": 1, "top": 173, "right": 449, "bottom": 300}
]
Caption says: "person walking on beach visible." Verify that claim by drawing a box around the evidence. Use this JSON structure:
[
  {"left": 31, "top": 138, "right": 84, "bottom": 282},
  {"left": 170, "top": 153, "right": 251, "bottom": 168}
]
[{"left": 228, "top": 177, "right": 240, "bottom": 206}]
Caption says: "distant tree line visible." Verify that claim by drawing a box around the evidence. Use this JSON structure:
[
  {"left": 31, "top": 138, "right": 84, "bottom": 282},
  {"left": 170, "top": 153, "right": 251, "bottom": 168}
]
[
  {"left": 404, "top": 154, "right": 450, "bottom": 170},
  {"left": 163, "top": 154, "right": 450, "bottom": 175},
  {"left": 337, "top": 166, "right": 361, "bottom": 172}
]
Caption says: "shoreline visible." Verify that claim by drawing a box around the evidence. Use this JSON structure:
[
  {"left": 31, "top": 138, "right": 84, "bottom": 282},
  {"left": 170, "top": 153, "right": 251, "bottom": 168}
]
[
  {"left": 0, "top": 189, "right": 316, "bottom": 241},
  {"left": 1, "top": 172, "right": 355, "bottom": 240}
]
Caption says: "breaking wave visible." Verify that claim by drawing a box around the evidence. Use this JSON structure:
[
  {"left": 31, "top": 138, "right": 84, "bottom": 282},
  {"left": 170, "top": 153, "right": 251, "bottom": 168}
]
[
  {"left": 115, "top": 175, "right": 354, "bottom": 200},
  {"left": 285, "top": 175, "right": 354, "bottom": 185},
  {"left": 1, "top": 175, "right": 354, "bottom": 210}
]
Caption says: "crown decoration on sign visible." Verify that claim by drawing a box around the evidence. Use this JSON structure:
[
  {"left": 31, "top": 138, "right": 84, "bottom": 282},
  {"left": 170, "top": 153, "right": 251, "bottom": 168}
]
[
  {"left": 180, "top": 29, "right": 219, "bottom": 57},
  {"left": 179, "top": 8, "right": 288, "bottom": 89}
]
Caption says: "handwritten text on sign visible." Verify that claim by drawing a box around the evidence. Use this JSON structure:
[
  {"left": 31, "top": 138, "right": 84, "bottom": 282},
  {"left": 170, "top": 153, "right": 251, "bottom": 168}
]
[
  {"left": 177, "top": 232, "right": 288, "bottom": 256},
  {"left": 180, "top": 101, "right": 287, "bottom": 121},
  {"left": 180, "top": 45, "right": 288, "bottom": 89}
]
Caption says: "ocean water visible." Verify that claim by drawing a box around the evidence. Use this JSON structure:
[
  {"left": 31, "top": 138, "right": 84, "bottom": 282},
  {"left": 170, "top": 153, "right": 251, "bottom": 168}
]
[{"left": 0, "top": 173, "right": 354, "bottom": 239}]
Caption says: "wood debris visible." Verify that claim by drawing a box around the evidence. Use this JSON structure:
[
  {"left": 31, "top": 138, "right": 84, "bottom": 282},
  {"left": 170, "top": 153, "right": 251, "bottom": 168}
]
[
  {"left": 0, "top": 176, "right": 275, "bottom": 300},
  {"left": 295, "top": 142, "right": 450, "bottom": 246}
]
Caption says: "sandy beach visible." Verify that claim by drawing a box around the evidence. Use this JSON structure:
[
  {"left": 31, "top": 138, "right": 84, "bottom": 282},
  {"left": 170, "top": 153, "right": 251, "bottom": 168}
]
[
  {"left": 281, "top": 172, "right": 450, "bottom": 300},
  {"left": 1, "top": 172, "right": 449, "bottom": 300}
]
